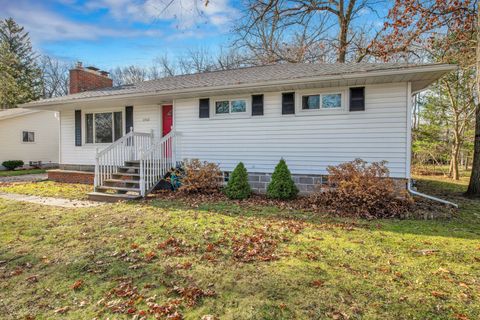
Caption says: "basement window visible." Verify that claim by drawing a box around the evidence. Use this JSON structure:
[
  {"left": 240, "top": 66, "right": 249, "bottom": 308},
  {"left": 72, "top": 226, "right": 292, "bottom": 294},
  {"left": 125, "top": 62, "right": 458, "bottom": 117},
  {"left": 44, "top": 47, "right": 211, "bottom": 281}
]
[{"left": 85, "top": 111, "right": 123, "bottom": 144}]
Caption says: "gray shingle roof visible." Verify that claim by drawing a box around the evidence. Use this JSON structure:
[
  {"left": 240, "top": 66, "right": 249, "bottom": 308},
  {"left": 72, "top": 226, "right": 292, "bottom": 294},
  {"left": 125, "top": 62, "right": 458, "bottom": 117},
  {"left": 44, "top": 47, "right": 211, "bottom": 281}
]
[{"left": 25, "top": 63, "right": 453, "bottom": 106}]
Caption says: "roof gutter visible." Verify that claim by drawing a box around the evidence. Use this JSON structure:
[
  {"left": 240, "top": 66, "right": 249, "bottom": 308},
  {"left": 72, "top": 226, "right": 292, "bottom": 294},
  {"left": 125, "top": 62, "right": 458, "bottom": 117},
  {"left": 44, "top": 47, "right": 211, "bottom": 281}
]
[{"left": 20, "top": 64, "right": 457, "bottom": 108}]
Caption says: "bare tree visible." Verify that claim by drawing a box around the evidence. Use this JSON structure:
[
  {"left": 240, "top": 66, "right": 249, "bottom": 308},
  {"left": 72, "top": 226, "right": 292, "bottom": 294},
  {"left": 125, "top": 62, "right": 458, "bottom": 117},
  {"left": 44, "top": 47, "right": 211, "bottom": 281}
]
[
  {"left": 235, "top": 0, "right": 385, "bottom": 64},
  {"left": 153, "top": 54, "right": 177, "bottom": 77},
  {"left": 216, "top": 48, "right": 250, "bottom": 70},
  {"left": 110, "top": 65, "right": 149, "bottom": 85},
  {"left": 39, "top": 55, "right": 70, "bottom": 98},
  {"left": 178, "top": 47, "right": 216, "bottom": 74}
]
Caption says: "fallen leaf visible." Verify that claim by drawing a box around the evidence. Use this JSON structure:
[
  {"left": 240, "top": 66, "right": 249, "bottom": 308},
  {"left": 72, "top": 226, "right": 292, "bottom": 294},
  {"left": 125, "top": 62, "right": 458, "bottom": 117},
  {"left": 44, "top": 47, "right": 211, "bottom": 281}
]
[
  {"left": 54, "top": 306, "right": 70, "bottom": 314},
  {"left": 431, "top": 291, "right": 448, "bottom": 299},
  {"left": 71, "top": 279, "right": 83, "bottom": 290}
]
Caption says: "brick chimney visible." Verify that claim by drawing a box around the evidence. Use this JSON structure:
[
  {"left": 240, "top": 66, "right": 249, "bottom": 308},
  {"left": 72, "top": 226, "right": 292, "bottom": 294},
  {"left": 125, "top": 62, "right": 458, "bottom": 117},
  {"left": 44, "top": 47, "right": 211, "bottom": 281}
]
[{"left": 69, "top": 61, "right": 113, "bottom": 94}]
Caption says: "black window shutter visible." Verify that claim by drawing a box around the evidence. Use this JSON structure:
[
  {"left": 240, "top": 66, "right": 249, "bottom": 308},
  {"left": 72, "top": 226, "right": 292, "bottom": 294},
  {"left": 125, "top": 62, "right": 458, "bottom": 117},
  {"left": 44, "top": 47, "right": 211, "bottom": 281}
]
[
  {"left": 350, "top": 87, "right": 365, "bottom": 111},
  {"left": 199, "top": 98, "right": 210, "bottom": 118},
  {"left": 252, "top": 94, "right": 264, "bottom": 116},
  {"left": 74, "top": 110, "right": 82, "bottom": 146},
  {"left": 125, "top": 106, "right": 134, "bottom": 133},
  {"left": 282, "top": 92, "right": 295, "bottom": 115}
]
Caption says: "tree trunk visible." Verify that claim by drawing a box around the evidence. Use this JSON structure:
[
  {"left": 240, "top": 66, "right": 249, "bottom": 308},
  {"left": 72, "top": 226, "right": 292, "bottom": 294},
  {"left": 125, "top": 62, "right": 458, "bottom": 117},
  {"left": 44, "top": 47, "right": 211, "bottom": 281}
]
[
  {"left": 466, "top": 5, "right": 480, "bottom": 197},
  {"left": 450, "top": 143, "right": 460, "bottom": 180},
  {"left": 337, "top": 1, "right": 347, "bottom": 63}
]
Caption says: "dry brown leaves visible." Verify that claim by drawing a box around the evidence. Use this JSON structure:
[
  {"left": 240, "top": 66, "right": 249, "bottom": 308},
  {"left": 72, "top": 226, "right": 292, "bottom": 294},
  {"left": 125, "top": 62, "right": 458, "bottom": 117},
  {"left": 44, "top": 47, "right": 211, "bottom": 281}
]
[
  {"left": 231, "top": 229, "right": 279, "bottom": 263},
  {"left": 71, "top": 279, "right": 83, "bottom": 290},
  {"left": 157, "top": 236, "right": 195, "bottom": 256},
  {"left": 100, "top": 279, "right": 141, "bottom": 314},
  {"left": 98, "top": 278, "right": 215, "bottom": 319},
  {"left": 170, "top": 285, "right": 216, "bottom": 307}
]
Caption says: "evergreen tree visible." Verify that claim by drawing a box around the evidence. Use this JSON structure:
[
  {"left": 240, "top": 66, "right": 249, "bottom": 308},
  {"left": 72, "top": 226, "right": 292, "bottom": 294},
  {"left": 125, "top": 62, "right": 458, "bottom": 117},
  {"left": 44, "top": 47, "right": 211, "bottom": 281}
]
[
  {"left": 0, "top": 18, "right": 41, "bottom": 109},
  {"left": 267, "top": 159, "right": 298, "bottom": 200},
  {"left": 224, "top": 162, "right": 251, "bottom": 199}
]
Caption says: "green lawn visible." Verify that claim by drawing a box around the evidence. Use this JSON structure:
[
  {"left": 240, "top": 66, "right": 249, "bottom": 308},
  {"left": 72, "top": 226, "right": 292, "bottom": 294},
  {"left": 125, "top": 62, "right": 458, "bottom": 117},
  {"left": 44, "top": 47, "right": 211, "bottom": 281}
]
[
  {"left": 0, "top": 177, "right": 479, "bottom": 319},
  {"left": 0, "top": 169, "right": 46, "bottom": 177},
  {"left": 0, "top": 181, "right": 92, "bottom": 200}
]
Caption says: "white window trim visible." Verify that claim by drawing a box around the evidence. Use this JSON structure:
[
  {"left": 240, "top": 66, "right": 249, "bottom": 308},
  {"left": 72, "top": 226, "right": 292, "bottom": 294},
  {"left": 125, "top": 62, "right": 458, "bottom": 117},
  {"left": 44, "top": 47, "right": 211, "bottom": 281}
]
[
  {"left": 295, "top": 88, "right": 347, "bottom": 116},
  {"left": 21, "top": 130, "right": 36, "bottom": 144},
  {"left": 210, "top": 96, "right": 251, "bottom": 119},
  {"left": 84, "top": 110, "right": 124, "bottom": 145}
]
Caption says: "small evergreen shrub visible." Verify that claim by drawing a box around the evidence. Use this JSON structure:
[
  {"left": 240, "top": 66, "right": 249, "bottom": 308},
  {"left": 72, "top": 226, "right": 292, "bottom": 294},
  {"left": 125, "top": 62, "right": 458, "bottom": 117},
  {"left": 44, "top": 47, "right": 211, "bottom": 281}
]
[
  {"left": 2, "top": 160, "right": 24, "bottom": 171},
  {"left": 178, "top": 159, "right": 223, "bottom": 194},
  {"left": 267, "top": 159, "right": 298, "bottom": 200},
  {"left": 224, "top": 162, "right": 251, "bottom": 199}
]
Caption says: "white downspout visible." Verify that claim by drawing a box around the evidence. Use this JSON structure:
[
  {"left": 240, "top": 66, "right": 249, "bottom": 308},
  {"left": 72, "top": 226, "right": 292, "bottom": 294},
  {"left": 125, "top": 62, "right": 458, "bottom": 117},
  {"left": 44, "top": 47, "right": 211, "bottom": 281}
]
[
  {"left": 407, "top": 84, "right": 458, "bottom": 208},
  {"left": 407, "top": 179, "right": 458, "bottom": 208}
]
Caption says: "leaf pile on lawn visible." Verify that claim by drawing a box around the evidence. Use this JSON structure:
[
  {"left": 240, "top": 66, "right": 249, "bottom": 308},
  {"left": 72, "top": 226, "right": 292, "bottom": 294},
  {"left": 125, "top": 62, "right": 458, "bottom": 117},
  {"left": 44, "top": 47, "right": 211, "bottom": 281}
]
[
  {"left": 97, "top": 277, "right": 214, "bottom": 319},
  {"left": 231, "top": 228, "right": 279, "bottom": 262}
]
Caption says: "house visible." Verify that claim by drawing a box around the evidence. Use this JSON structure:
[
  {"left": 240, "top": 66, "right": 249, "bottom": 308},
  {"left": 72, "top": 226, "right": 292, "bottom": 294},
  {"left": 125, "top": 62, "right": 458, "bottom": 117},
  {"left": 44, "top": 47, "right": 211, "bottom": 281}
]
[
  {"left": 0, "top": 108, "right": 59, "bottom": 170},
  {"left": 21, "top": 62, "right": 455, "bottom": 201}
]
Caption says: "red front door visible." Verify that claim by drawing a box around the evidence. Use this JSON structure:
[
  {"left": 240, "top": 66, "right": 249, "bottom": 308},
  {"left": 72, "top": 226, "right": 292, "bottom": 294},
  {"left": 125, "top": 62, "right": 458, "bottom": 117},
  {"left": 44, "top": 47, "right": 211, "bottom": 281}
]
[{"left": 162, "top": 105, "right": 173, "bottom": 137}]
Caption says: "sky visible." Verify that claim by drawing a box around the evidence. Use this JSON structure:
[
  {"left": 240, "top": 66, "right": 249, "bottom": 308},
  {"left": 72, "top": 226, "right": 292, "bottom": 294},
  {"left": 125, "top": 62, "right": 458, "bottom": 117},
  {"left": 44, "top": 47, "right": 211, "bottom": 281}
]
[{"left": 0, "top": 0, "right": 240, "bottom": 69}]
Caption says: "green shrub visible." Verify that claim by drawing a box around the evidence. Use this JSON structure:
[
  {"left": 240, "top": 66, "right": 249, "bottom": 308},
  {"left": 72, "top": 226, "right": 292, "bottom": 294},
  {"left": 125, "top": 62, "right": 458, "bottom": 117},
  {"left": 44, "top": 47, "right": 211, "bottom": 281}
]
[
  {"left": 267, "top": 159, "right": 298, "bottom": 200},
  {"left": 224, "top": 162, "right": 251, "bottom": 199},
  {"left": 2, "top": 160, "right": 24, "bottom": 171}
]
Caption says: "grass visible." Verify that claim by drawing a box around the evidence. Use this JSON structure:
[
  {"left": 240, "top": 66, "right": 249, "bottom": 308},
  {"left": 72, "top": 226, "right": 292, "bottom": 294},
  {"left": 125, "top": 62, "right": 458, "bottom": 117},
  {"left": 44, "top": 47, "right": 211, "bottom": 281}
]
[
  {"left": 0, "top": 181, "right": 92, "bottom": 200},
  {"left": 0, "top": 176, "right": 479, "bottom": 319},
  {"left": 0, "top": 169, "right": 46, "bottom": 177}
]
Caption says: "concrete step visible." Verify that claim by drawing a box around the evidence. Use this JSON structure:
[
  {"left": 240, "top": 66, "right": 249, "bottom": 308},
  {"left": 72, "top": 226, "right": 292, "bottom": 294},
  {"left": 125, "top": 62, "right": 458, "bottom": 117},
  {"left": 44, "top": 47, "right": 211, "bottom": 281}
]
[
  {"left": 118, "top": 166, "right": 140, "bottom": 172},
  {"left": 112, "top": 172, "right": 140, "bottom": 179},
  {"left": 104, "top": 179, "right": 140, "bottom": 185},
  {"left": 124, "top": 160, "right": 140, "bottom": 167},
  {"left": 96, "top": 185, "right": 141, "bottom": 193},
  {"left": 87, "top": 192, "right": 142, "bottom": 202}
]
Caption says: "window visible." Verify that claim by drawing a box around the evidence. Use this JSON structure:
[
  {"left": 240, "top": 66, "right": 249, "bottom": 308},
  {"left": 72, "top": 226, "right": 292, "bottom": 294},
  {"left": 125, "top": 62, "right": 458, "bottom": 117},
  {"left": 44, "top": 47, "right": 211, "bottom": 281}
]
[
  {"left": 85, "top": 112, "right": 123, "bottom": 144},
  {"left": 215, "top": 99, "right": 247, "bottom": 114},
  {"left": 215, "top": 101, "right": 229, "bottom": 114},
  {"left": 22, "top": 131, "right": 34, "bottom": 143},
  {"left": 302, "top": 93, "right": 342, "bottom": 110},
  {"left": 322, "top": 94, "right": 342, "bottom": 108},
  {"left": 302, "top": 95, "right": 320, "bottom": 109}
]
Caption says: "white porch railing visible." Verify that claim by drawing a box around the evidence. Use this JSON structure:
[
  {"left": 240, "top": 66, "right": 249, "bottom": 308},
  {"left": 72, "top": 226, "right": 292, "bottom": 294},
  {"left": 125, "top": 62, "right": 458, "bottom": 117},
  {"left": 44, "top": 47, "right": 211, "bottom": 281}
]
[
  {"left": 94, "top": 129, "right": 153, "bottom": 189},
  {"left": 139, "top": 131, "right": 176, "bottom": 196}
]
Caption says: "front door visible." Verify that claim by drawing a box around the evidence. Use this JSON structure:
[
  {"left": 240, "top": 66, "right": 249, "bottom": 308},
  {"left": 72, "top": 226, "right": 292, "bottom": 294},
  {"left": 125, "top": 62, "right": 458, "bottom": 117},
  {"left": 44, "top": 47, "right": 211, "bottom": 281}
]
[{"left": 162, "top": 105, "right": 173, "bottom": 137}]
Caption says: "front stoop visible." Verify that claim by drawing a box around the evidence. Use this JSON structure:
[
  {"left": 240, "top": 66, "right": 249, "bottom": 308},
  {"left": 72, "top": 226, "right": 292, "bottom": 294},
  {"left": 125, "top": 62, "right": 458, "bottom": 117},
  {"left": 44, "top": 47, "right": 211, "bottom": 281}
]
[{"left": 87, "top": 160, "right": 144, "bottom": 202}]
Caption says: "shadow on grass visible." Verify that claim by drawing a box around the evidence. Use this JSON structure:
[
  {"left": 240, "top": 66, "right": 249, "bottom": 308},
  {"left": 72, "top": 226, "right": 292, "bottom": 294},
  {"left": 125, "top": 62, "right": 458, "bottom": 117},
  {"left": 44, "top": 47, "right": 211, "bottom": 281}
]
[{"left": 145, "top": 176, "right": 480, "bottom": 240}]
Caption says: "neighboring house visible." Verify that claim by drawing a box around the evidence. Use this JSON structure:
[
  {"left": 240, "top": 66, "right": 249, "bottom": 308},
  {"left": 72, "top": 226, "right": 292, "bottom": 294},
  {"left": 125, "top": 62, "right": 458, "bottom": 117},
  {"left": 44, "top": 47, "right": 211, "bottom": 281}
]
[
  {"left": 21, "top": 62, "right": 455, "bottom": 201},
  {"left": 0, "top": 108, "right": 59, "bottom": 170}
]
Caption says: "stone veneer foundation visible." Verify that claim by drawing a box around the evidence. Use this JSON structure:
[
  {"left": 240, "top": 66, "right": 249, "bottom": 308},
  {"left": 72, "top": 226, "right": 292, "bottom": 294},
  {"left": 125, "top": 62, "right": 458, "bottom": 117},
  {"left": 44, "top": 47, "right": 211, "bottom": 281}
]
[
  {"left": 246, "top": 172, "right": 326, "bottom": 194},
  {"left": 244, "top": 172, "right": 408, "bottom": 194},
  {"left": 49, "top": 165, "right": 408, "bottom": 194}
]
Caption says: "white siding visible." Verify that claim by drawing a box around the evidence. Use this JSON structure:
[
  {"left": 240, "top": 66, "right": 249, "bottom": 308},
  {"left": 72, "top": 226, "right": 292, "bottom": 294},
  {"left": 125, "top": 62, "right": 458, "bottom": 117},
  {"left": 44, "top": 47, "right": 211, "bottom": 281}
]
[
  {"left": 0, "top": 111, "right": 59, "bottom": 169},
  {"left": 174, "top": 83, "right": 408, "bottom": 178},
  {"left": 60, "top": 104, "right": 161, "bottom": 165},
  {"left": 58, "top": 83, "right": 409, "bottom": 178}
]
